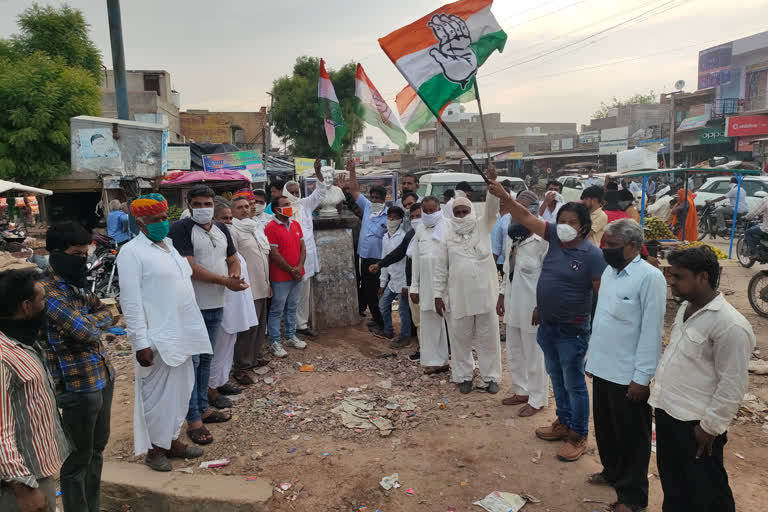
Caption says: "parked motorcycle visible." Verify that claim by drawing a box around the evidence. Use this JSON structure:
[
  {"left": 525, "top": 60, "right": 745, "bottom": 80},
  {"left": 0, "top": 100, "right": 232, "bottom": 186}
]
[
  {"left": 697, "top": 202, "right": 749, "bottom": 241},
  {"left": 737, "top": 224, "right": 768, "bottom": 317},
  {"left": 87, "top": 235, "right": 119, "bottom": 299}
]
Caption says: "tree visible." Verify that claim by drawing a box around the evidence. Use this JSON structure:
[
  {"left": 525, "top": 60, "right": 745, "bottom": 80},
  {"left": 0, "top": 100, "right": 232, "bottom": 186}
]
[
  {"left": 592, "top": 91, "right": 657, "bottom": 119},
  {"left": 403, "top": 142, "right": 418, "bottom": 154},
  {"left": 271, "top": 57, "right": 364, "bottom": 166},
  {"left": 0, "top": 4, "right": 102, "bottom": 185}
]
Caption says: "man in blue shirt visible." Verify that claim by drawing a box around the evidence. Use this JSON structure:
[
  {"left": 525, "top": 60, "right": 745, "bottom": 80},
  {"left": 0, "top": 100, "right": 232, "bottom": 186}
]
[
  {"left": 585, "top": 218, "right": 667, "bottom": 512},
  {"left": 107, "top": 200, "right": 131, "bottom": 245},
  {"left": 340, "top": 160, "right": 388, "bottom": 333}
]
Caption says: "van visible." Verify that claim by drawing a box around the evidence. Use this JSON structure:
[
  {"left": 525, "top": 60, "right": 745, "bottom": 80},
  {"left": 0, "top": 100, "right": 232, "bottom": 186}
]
[{"left": 417, "top": 172, "right": 527, "bottom": 217}]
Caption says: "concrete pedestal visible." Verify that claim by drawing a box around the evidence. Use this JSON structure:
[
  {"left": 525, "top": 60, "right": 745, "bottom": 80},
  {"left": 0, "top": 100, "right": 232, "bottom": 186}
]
[{"left": 311, "top": 213, "right": 361, "bottom": 329}]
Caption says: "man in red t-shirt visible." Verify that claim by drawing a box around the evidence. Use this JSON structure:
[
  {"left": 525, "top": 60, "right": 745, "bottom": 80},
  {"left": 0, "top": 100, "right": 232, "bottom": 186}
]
[{"left": 264, "top": 196, "right": 307, "bottom": 358}]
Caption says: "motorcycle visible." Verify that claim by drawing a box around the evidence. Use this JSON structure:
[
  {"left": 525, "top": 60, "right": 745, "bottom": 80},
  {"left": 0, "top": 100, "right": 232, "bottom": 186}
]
[
  {"left": 87, "top": 235, "right": 120, "bottom": 299},
  {"left": 736, "top": 223, "right": 768, "bottom": 317},
  {"left": 696, "top": 202, "right": 749, "bottom": 241}
]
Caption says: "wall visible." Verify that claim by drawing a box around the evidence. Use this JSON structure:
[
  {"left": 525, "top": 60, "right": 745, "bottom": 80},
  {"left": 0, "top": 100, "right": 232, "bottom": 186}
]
[{"left": 180, "top": 109, "right": 267, "bottom": 146}]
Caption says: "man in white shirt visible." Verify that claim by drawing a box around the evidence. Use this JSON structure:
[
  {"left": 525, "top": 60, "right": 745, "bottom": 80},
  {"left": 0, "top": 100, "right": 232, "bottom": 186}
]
[
  {"left": 409, "top": 196, "right": 450, "bottom": 374},
  {"left": 377, "top": 206, "right": 410, "bottom": 342},
  {"left": 706, "top": 177, "right": 750, "bottom": 233},
  {"left": 744, "top": 194, "right": 768, "bottom": 255},
  {"left": 538, "top": 180, "right": 564, "bottom": 223},
  {"left": 650, "top": 246, "right": 755, "bottom": 512},
  {"left": 434, "top": 180, "right": 503, "bottom": 395},
  {"left": 117, "top": 194, "right": 212, "bottom": 470},
  {"left": 249, "top": 189, "right": 273, "bottom": 228},
  {"left": 585, "top": 219, "right": 667, "bottom": 512},
  {"left": 281, "top": 159, "right": 327, "bottom": 337},
  {"left": 646, "top": 186, "right": 673, "bottom": 222},
  {"left": 394, "top": 173, "right": 423, "bottom": 208}
]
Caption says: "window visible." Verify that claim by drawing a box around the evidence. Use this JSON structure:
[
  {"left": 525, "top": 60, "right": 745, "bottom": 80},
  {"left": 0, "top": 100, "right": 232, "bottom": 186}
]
[
  {"left": 143, "top": 74, "right": 160, "bottom": 95},
  {"left": 742, "top": 181, "right": 767, "bottom": 196},
  {"left": 711, "top": 181, "right": 733, "bottom": 194},
  {"left": 466, "top": 137, "right": 473, "bottom": 147},
  {"left": 428, "top": 183, "right": 488, "bottom": 204}
]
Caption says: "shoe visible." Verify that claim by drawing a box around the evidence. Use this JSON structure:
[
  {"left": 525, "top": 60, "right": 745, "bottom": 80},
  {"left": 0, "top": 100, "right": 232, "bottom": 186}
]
[
  {"left": 368, "top": 322, "right": 382, "bottom": 332},
  {"left": 409, "top": 351, "right": 421, "bottom": 361},
  {"left": 458, "top": 380, "right": 473, "bottom": 394},
  {"left": 389, "top": 336, "right": 412, "bottom": 349},
  {"left": 271, "top": 343, "right": 288, "bottom": 358},
  {"left": 535, "top": 419, "right": 569, "bottom": 441},
  {"left": 370, "top": 326, "right": 391, "bottom": 339},
  {"left": 232, "top": 370, "right": 255, "bottom": 386},
  {"left": 297, "top": 327, "right": 318, "bottom": 337},
  {"left": 145, "top": 453, "right": 172, "bottom": 472},
  {"left": 486, "top": 381, "right": 499, "bottom": 394},
  {"left": 557, "top": 430, "right": 588, "bottom": 462},
  {"left": 366, "top": 320, "right": 377, "bottom": 328},
  {"left": 285, "top": 336, "right": 307, "bottom": 349},
  {"left": 209, "top": 394, "right": 232, "bottom": 409},
  {"left": 216, "top": 383, "right": 243, "bottom": 395}
]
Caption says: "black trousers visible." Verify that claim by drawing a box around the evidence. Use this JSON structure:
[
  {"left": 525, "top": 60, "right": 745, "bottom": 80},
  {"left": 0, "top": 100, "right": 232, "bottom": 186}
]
[
  {"left": 360, "top": 257, "right": 384, "bottom": 326},
  {"left": 355, "top": 252, "right": 365, "bottom": 314},
  {"left": 593, "top": 376, "right": 652, "bottom": 509},
  {"left": 655, "top": 408, "right": 735, "bottom": 512}
]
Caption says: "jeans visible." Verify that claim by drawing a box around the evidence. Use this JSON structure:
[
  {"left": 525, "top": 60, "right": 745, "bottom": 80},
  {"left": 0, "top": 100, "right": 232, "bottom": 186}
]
[
  {"left": 269, "top": 280, "right": 301, "bottom": 344},
  {"left": 744, "top": 225, "right": 764, "bottom": 253},
  {"left": 537, "top": 321, "right": 590, "bottom": 436},
  {"left": 379, "top": 287, "right": 412, "bottom": 338},
  {"left": 186, "top": 307, "right": 223, "bottom": 423},
  {"left": 57, "top": 379, "right": 114, "bottom": 512}
]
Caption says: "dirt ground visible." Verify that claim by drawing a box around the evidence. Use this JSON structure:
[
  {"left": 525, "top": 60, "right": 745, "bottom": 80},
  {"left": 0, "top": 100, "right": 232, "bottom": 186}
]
[{"left": 104, "top": 244, "right": 768, "bottom": 512}]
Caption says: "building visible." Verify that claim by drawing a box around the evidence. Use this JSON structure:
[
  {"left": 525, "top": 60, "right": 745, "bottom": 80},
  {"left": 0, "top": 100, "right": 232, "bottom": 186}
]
[
  {"left": 101, "top": 69, "right": 183, "bottom": 142},
  {"left": 580, "top": 103, "right": 671, "bottom": 142},
  {"left": 180, "top": 109, "right": 268, "bottom": 150}
]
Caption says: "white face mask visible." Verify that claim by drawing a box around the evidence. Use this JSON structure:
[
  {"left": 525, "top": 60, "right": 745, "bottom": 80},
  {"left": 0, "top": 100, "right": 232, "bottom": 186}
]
[
  {"left": 422, "top": 211, "right": 442, "bottom": 228},
  {"left": 191, "top": 207, "right": 214, "bottom": 225},
  {"left": 410, "top": 218, "right": 423, "bottom": 229},
  {"left": 557, "top": 223, "right": 579, "bottom": 242},
  {"left": 386, "top": 218, "right": 402, "bottom": 235},
  {"left": 453, "top": 213, "right": 477, "bottom": 235},
  {"left": 370, "top": 202, "right": 386, "bottom": 217},
  {"left": 252, "top": 204, "right": 266, "bottom": 216}
]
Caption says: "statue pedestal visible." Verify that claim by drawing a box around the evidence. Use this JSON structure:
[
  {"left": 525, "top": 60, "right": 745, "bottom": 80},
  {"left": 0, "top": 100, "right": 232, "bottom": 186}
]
[{"left": 311, "top": 213, "right": 361, "bottom": 329}]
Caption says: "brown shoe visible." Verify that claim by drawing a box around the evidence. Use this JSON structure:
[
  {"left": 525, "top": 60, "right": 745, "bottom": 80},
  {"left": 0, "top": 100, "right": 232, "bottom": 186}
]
[
  {"left": 232, "top": 370, "right": 255, "bottom": 385},
  {"left": 535, "top": 419, "right": 569, "bottom": 441},
  {"left": 557, "top": 430, "right": 588, "bottom": 462},
  {"left": 502, "top": 394, "right": 529, "bottom": 406}
]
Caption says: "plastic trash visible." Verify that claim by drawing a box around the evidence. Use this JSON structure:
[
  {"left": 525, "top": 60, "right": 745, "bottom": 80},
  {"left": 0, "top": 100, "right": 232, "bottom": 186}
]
[
  {"left": 280, "top": 482, "right": 292, "bottom": 491},
  {"left": 379, "top": 473, "right": 401, "bottom": 490},
  {"left": 473, "top": 491, "right": 527, "bottom": 512},
  {"left": 106, "top": 326, "right": 126, "bottom": 335},
  {"left": 405, "top": 488, "right": 415, "bottom": 495},
  {"left": 300, "top": 364, "right": 315, "bottom": 372},
  {"left": 199, "top": 458, "right": 230, "bottom": 468}
]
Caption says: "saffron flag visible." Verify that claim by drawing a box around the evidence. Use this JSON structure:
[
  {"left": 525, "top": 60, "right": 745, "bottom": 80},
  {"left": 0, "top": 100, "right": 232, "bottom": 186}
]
[
  {"left": 318, "top": 59, "right": 347, "bottom": 152},
  {"left": 354, "top": 64, "right": 407, "bottom": 148},
  {"left": 396, "top": 84, "right": 476, "bottom": 133},
  {"left": 379, "top": 0, "right": 506, "bottom": 118}
]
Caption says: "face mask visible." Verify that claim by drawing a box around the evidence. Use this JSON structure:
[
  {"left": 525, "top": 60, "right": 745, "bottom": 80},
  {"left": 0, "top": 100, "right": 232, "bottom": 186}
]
[
  {"left": 50, "top": 251, "right": 88, "bottom": 288},
  {"left": 145, "top": 220, "right": 169, "bottom": 242},
  {"left": 252, "top": 204, "right": 266, "bottom": 216},
  {"left": 191, "top": 207, "right": 214, "bottom": 225},
  {"left": 410, "top": 218, "right": 423, "bottom": 229},
  {"left": 386, "top": 218, "right": 403, "bottom": 235},
  {"left": 453, "top": 213, "right": 477, "bottom": 235},
  {"left": 507, "top": 222, "right": 530, "bottom": 243},
  {"left": 0, "top": 308, "right": 47, "bottom": 346},
  {"left": 602, "top": 246, "right": 626, "bottom": 269},
  {"left": 422, "top": 211, "right": 442, "bottom": 228},
  {"left": 370, "top": 202, "right": 386, "bottom": 217},
  {"left": 277, "top": 207, "right": 294, "bottom": 218},
  {"left": 556, "top": 223, "right": 579, "bottom": 243}
]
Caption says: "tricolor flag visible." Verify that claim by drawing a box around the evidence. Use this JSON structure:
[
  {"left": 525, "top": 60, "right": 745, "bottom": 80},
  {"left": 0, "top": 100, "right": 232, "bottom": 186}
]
[
  {"left": 379, "top": 0, "right": 506, "bottom": 118},
  {"left": 317, "top": 59, "right": 347, "bottom": 152},
  {"left": 354, "top": 64, "right": 407, "bottom": 148},
  {"left": 396, "top": 84, "right": 476, "bottom": 134}
]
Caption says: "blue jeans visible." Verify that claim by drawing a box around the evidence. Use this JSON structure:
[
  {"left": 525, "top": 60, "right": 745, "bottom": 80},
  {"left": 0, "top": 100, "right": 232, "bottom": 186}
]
[
  {"left": 744, "top": 225, "right": 764, "bottom": 253},
  {"left": 379, "top": 287, "right": 411, "bottom": 338},
  {"left": 268, "top": 280, "right": 301, "bottom": 344},
  {"left": 537, "top": 321, "right": 590, "bottom": 436},
  {"left": 186, "top": 307, "right": 223, "bottom": 423}
]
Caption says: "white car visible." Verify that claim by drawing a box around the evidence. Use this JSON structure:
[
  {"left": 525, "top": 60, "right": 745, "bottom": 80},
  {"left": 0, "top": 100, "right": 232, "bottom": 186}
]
[
  {"left": 692, "top": 177, "right": 768, "bottom": 211},
  {"left": 557, "top": 175, "right": 590, "bottom": 203},
  {"left": 417, "top": 172, "right": 528, "bottom": 218}
]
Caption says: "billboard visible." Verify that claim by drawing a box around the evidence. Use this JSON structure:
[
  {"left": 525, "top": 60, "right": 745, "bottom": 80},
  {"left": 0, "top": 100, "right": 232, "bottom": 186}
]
[
  {"left": 294, "top": 157, "right": 328, "bottom": 176},
  {"left": 561, "top": 138, "right": 574, "bottom": 150},
  {"left": 600, "top": 126, "right": 629, "bottom": 142},
  {"left": 698, "top": 126, "right": 730, "bottom": 145},
  {"left": 637, "top": 138, "right": 670, "bottom": 154},
  {"left": 167, "top": 146, "right": 191, "bottom": 170},
  {"left": 579, "top": 131, "right": 600, "bottom": 144},
  {"left": 725, "top": 115, "right": 768, "bottom": 137},
  {"left": 599, "top": 140, "right": 628, "bottom": 154},
  {"left": 202, "top": 150, "right": 265, "bottom": 181},
  {"left": 698, "top": 43, "right": 733, "bottom": 90},
  {"left": 550, "top": 139, "right": 560, "bottom": 151}
]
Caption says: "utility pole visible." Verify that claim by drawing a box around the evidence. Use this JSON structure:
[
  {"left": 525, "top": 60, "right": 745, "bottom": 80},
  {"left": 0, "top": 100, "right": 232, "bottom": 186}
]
[
  {"left": 265, "top": 92, "right": 275, "bottom": 163},
  {"left": 106, "top": 0, "right": 129, "bottom": 120},
  {"left": 669, "top": 92, "right": 676, "bottom": 167}
]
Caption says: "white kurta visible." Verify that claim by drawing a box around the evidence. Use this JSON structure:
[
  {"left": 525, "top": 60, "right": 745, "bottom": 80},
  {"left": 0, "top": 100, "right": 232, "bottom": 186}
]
[
  {"left": 292, "top": 180, "right": 327, "bottom": 279},
  {"left": 209, "top": 253, "right": 259, "bottom": 389}
]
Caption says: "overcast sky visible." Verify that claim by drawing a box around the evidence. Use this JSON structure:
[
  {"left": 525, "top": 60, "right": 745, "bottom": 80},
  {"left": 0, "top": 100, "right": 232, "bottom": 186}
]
[{"left": 2, "top": 0, "right": 767, "bottom": 147}]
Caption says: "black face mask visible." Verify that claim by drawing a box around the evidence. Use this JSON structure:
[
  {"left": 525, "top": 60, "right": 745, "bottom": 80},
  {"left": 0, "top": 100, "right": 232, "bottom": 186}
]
[
  {"left": 602, "top": 247, "right": 626, "bottom": 269},
  {"left": 50, "top": 251, "right": 88, "bottom": 288},
  {"left": 0, "top": 309, "right": 47, "bottom": 347}
]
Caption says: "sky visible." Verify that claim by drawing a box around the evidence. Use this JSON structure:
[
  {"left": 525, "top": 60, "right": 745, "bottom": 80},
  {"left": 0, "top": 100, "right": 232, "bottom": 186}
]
[{"left": 2, "top": 0, "right": 767, "bottom": 148}]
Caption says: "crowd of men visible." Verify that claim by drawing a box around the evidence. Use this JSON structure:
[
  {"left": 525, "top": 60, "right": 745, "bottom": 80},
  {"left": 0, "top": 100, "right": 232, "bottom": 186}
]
[{"left": 0, "top": 159, "right": 758, "bottom": 512}]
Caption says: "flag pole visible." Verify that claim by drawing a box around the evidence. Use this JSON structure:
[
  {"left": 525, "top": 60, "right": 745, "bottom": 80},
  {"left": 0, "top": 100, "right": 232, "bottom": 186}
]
[{"left": 473, "top": 81, "right": 492, "bottom": 168}]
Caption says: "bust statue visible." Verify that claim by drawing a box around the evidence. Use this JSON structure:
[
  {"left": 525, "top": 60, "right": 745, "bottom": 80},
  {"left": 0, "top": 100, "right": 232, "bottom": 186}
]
[{"left": 318, "top": 166, "right": 345, "bottom": 217}]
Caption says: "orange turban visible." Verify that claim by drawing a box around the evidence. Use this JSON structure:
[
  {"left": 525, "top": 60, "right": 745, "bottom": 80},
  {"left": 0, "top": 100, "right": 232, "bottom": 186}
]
[{"left": 130, "top": 193, "right": 168, "bottom": 217}]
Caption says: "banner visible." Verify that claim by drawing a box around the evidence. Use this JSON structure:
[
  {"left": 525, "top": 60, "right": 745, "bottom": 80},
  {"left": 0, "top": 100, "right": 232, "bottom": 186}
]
[
  {"left": 725, "top": 115, "right": 768, "bottom": 137},
  {"left": 600, "top": 126, "right": 629, "bottom": 142},
  {"left": 599, "top": 140, "right": 628, "bottom": 154},
  {"left": 203, "top": 150, "right": 265, "bottom": 181},
  {"left": 698, "top": 126, "right": 730, "bottom": 145},
  {"left": 561, "top": 138, "right": 573, "bottom": 150},
  {"left": 167, "top": 146, "right": 191, "bottom": 170},
  {"left": 550, "top": 139, "right": 560, "bottom": 151},
  {"left": 294, "top": 157, "right": 328, "bottom": 176},
  {"left": 735, "top": 137, "right": 755, "bottom": 152}
]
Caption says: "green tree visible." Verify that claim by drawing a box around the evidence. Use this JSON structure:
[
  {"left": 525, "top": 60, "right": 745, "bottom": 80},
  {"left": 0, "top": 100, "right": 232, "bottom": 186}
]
[
  {"left": 271, "top": 56, "right": 364, "bottom": 166},
  {"left": 403, "top": 142, "right": 418, "bottom": 154},
  {"left": 0, "top": 4, "right": 102, "bottom": 186},
  {"left": 592, "top": 91, "right": 657, "bottom": 119}
]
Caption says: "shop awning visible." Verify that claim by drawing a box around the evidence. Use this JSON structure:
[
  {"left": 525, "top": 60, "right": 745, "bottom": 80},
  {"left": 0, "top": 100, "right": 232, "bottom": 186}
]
[{"left": 0, "top": 180, "right": 53, "bottom": 196}]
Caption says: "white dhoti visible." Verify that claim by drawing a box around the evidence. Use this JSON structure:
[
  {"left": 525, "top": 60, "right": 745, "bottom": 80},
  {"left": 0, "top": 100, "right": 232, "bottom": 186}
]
[
  {"left": 209, "top": 330, "right": 238, "bottom": 389},
  {"left": 134, "top": 357, "right": 194, "bottom": 456},
  {"left": 448, "top": 311, "right": 502, "bottom": 384},
  {"left": 419, "top": 310, "right": 449, "bottom": 367},
  {"left": 296, "top": 276, "right": 312, "bottom": 330},
  {"left": 505, "top": 326, "right": 549, "bottom": 409}
]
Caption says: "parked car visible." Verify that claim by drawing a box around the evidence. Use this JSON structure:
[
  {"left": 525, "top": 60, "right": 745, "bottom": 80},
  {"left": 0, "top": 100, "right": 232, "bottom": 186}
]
[
  {"left": 417, "top": 172, "right": 527, "bottom": 218},
  {"left": 557, "top": 175, "right": 589, "bottom": 203},
  {"left": 692, "top": 177, "right": 768, "bottom": 211}
]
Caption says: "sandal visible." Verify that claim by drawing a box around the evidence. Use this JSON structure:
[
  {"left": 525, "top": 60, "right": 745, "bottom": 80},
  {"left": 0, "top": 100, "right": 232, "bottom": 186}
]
[
  {"left": 186, "top": 427, "right": 213, "bottom": 445},
  {"left": 216, "top": 383, "right": 243, "bottom": 395},
  {"left": 202, "top": 410, "right": 231, "bottom": 424},
  {"left": 587, "top": 472, "right": 613, "bottom": 486},
  {"left": 210, "top": 394, "right": 233, "bottom": 409}
]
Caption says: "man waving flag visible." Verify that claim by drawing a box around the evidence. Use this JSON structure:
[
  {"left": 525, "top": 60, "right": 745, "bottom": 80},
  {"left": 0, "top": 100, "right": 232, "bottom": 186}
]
[
  {"left": 318, "top": 59, "right": 347, "bottom": 152},
  {"left": 355, "top": 64, "right": 407, "bottom": 148},
  {"left": 379, "top": 0, "right": 507, "bottom": 118}
]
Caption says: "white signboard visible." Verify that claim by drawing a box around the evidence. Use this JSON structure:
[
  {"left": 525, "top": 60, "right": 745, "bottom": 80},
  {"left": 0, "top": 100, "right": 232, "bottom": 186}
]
[
  {"left": 561, "top": 138, "right": 574, "bottom": 150},
  {"left": 167, "top": 146, "right": 191, "bottom": 170},
  {"left": 599, "top": 140, "right": 629, "bottom": 154},
  {"left": 600, "top": 126, "right": 629, "bottom": 142},
  {"left": 551, "top": 139, "right": 560, "bottom": 151}
]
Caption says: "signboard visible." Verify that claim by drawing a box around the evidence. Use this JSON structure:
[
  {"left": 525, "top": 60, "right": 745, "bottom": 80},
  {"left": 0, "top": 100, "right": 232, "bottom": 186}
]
[
  {"left": 698, "top": 126, "right": 730, "bottom": 145},
  {"left": 698, "top": 42, "right": 732, "bottom": 89},
  {"left": 167, "top": 146, "right": 191, "bottom": 170},
  {"left": 735, "top": 137, "right": 755, "bottom": 152},
  {"left": 637, "top": 138, "right": 670, "bottom": 154},
  {"left": 550, "top": 139, "right": 560, "bottom": 151},
  {"left": 202, "top": 150, "right": 265, "bottom": 181},
  {"left": 498, "top": 152, "right": 523, "bottom": 160},
  {"left": 599, "top": 140, "right": 628, "bottom": 154},
  {"left": 561, "top": 138, "right": 574, "bottom": 150},
  {"left": 600, "top": 126, "right": 629, "bottom": 142},
  {"left": 677, "top": 115, "right": 710, "bottom": 132},
  {"left": 579, "top": 131, "right": 600, "bottom": 144},
  {"left": 725, "top": 115, "right": 768, "bottom": 137},
  {"left": 294, "top": 157, "right": 328, "bottom": 176}
]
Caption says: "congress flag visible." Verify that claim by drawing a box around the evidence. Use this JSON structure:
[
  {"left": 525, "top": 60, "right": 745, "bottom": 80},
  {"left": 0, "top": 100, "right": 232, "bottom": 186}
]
[
  {"left": 379, "top": 0, "right": 506, "bottom": 118},
  {"left": 318, "top": 59, "right": 347, "bottom": 152},
  {"left": 354, "top": 64, "right": 407, "bottom": 148},
  {"left": 396, "top": 84, "right": 476, "bottom": 133}
]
